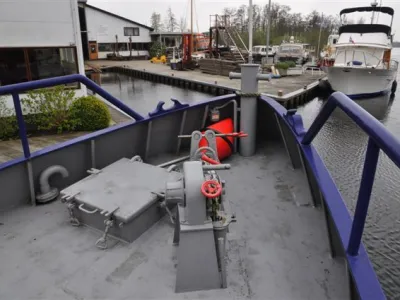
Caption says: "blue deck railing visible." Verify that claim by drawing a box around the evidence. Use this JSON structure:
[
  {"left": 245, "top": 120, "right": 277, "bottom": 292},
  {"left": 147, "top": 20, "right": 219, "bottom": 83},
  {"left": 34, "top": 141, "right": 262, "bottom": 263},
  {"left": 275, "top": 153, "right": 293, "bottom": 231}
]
[
  {"left": 0, "top": 74, "right": 144, "bottom": 160},
  {"left": 1, "top": 74, "right": 397, "bottom": 299},
  {"left": 302, "top": 91, "right": 400, "bottom": 256}
]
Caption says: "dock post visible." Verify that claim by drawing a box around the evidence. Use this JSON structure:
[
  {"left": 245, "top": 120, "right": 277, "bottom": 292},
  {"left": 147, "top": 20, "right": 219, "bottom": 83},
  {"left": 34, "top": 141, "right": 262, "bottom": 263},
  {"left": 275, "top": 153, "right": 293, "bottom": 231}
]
[{"left": 229, "top": 64, "right": 270, "bottom": 156}]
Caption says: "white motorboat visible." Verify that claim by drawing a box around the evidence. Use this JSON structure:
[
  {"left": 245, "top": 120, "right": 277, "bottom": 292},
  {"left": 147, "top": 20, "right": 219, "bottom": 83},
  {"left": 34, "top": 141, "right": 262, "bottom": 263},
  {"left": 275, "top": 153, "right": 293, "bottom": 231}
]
[{"left": 326, "top": 5, "right": 398, "bottom": 99}]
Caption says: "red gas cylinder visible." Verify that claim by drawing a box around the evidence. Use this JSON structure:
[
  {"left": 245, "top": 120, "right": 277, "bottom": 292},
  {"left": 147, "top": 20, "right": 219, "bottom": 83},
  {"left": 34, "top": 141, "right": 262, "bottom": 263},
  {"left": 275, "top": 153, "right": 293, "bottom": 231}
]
[{"left": 199, "top": 118, "right": 234, "bottom": 161}]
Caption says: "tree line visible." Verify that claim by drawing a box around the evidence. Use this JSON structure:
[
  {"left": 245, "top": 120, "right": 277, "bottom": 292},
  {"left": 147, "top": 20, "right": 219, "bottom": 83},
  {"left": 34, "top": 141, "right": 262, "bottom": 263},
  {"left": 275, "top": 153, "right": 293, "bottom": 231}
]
[
  {"left": 150, "top": 4, "right": 383, "bottom": 50},
  {"left": 221, "top": 3, "right": 340, "bottom": 49},
  {"left": 150, "top": 7, "right": 186, "bottom": 32}
]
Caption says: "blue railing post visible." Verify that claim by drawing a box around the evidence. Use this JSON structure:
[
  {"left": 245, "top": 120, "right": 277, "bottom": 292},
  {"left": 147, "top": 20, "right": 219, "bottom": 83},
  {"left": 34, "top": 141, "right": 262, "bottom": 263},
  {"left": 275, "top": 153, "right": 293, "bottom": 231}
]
[
  {"left": 347, "top": 138, "right": 380, "bottom": 256},
  {"left": 12, "top": 93, "right": 30, "bottom": 158}
]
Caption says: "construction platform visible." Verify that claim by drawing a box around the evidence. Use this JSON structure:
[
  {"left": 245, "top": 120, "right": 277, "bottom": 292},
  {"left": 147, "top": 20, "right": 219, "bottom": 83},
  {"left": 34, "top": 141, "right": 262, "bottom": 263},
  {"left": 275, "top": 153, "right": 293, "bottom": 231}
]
[{"left": 86, "top": 60, "right": 325, "bottom": 108}]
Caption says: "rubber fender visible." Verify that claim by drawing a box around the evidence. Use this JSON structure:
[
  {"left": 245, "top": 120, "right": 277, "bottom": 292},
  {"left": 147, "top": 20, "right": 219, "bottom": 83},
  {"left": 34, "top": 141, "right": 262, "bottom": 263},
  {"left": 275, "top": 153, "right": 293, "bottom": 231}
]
[
  {"left": 199, "top": 118, "right": 234, "bottom": 161},
  {"left": 318, "top": 80, "right": 333, "bottom": 99}
]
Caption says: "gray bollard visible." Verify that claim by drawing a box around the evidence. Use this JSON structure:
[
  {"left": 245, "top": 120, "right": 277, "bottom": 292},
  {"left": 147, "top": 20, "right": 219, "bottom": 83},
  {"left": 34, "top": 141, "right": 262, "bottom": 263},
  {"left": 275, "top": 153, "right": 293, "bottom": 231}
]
[{"left": 230, "top": 64, "right": 270, "bottom": 157}]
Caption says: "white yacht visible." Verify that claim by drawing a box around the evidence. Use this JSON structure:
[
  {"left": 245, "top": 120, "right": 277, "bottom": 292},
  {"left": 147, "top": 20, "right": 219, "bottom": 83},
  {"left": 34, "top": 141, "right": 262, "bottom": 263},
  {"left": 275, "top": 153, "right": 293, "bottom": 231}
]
[{"left": 326, "top": 5, "right": 398, "bottom": 99}]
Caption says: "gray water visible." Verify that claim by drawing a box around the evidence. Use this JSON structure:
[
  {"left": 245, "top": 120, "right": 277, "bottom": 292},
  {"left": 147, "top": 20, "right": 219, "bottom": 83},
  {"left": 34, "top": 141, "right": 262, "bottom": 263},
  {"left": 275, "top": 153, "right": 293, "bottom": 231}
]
[{"left": 96, "top": 49, "right": 400, "bottom": 298}]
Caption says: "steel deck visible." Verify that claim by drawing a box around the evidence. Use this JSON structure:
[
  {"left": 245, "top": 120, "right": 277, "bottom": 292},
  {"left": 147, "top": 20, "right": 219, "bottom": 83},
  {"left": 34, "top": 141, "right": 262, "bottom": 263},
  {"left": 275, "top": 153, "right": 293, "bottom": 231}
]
[{"left": 0, "top": 143, "right": 347, "bottom": 300}]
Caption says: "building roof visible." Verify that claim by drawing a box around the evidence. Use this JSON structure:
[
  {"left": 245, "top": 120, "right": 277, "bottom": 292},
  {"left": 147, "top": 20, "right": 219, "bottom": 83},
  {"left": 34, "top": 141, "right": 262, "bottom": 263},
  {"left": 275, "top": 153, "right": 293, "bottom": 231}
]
[{"left": 84, "top": 3, "right": 154, "bottom": 31}]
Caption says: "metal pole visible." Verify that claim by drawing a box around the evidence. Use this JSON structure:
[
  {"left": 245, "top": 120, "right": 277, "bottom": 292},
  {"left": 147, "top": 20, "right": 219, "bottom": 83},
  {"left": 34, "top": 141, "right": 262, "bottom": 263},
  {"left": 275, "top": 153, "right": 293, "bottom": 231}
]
[
  {"left": 248, "top": 0, "right": 253, "bottom": 63},
  {"left": 12, "top": 93, "right": 30, "bottom": 158},
  {"left": 265, "top": 0, "right": 271, "bottom": 62},
  {"left": 191, "top": 0, "right": 194, "bottom": 55},
  {"left": 317, "top": 13, "right": 323, "bottom": 60},
  {"left": 347, "top": 138, "right": 380, "bottom": 256}
]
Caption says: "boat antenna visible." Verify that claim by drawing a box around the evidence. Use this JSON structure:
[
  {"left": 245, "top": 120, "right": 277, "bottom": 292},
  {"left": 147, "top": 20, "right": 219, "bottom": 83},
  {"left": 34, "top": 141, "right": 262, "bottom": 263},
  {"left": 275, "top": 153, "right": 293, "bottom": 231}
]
[
  {"left": 376, "top": 0, "right": 383, "bottom": 24},
  {"left": 371, "top": 0, "right": 378, "bottom": 24}
]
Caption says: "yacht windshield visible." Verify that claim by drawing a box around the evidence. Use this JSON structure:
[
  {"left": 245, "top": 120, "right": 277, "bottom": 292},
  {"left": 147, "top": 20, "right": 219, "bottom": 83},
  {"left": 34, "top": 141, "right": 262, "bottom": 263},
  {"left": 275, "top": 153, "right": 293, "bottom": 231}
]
[{"left": 279, "top": 46, "right": 302, "bottom": 53}]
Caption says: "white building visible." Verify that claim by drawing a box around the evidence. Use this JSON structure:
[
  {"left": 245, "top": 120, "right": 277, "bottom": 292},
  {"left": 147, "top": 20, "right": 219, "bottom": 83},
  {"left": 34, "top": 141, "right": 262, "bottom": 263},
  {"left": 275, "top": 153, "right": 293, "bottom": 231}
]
[
  {"left": 0, "top": 0, "right": 86, "bottom": 98},
  {"left": 78, "top": 1, "right": 153, "bottom": 60}
]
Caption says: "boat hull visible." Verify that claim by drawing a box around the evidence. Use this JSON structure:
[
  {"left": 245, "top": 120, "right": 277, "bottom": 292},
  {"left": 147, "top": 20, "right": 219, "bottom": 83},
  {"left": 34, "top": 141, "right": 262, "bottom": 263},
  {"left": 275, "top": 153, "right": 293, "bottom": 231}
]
[{"left": 327, "top": 67, "right": 397, "bottom": 99}]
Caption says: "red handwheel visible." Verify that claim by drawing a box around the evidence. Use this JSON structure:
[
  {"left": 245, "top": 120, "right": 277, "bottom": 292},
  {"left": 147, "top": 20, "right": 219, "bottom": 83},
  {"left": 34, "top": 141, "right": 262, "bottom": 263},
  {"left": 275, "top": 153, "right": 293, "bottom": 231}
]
[{"left": 201, "top": 180, "right": 222, "bottom": 198}]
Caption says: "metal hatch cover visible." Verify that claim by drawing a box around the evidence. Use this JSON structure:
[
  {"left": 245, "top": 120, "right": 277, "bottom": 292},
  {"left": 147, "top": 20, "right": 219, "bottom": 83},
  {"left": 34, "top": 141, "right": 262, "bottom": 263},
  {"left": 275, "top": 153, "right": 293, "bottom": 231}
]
[{"left": 61, "top": 158, "right": 181, "bottom": 223}]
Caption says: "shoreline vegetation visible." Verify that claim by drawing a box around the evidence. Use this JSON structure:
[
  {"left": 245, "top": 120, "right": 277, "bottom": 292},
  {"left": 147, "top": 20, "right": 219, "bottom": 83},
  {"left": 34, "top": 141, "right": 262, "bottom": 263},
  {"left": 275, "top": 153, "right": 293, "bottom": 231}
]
[{"left": 0, "top": 86, "right": 111, "bottom": 141}]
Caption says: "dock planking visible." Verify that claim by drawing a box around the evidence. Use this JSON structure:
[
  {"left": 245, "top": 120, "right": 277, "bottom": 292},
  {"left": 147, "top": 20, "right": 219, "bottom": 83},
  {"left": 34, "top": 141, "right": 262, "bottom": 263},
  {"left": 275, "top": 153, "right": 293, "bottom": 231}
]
[{"left": 86, "top": 60, "right": 325, "bottom": 108}]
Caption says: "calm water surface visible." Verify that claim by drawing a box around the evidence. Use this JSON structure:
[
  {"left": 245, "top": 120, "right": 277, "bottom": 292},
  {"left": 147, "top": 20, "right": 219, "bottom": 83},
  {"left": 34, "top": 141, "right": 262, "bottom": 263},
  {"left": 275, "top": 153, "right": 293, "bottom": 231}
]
[
  {"left": 297, "top": 48, "right": 400, "bottom": 299},
  {"left": 97, "top": 49, "right": 400, "bottom": 298}
]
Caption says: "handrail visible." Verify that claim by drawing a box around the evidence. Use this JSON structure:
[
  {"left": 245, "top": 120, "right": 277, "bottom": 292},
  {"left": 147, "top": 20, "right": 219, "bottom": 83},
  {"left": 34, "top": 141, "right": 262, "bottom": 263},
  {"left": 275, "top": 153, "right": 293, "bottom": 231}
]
[
  {"left": 0, "top": 74, "right": 144, "bottom": 121},
  {"left": 302, "top": 91, "right": 400, "bottom": 256},
  {"left": 0, "top": 74, "right": 144, "bottom": 159}
]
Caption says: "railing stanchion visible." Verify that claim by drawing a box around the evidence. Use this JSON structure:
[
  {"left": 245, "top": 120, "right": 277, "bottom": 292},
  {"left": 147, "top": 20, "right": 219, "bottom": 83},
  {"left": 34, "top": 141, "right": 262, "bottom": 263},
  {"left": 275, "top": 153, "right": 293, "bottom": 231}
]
[
  {"left": 12, "top": 93, "right": 30, "bottom": 158},
  {"left": 347, "top": 138, "right": 380, "bottom": 256}
]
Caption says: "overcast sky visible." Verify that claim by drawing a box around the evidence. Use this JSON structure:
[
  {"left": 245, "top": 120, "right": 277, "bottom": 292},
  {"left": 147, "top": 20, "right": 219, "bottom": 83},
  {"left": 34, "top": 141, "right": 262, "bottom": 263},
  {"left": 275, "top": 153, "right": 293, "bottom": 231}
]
[{"left": 89, "top": 0, "right": 400, "bottom": 35}]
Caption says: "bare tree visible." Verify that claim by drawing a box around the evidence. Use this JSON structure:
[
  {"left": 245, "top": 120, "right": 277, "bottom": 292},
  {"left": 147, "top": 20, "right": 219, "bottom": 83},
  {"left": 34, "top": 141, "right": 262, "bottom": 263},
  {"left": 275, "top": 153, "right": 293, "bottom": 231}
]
[
  {"left": 150, "top": 12, "right": 162, "bottom": 32},
  {"left": 165, "top": 7, "right": 178, "bottom": 32}
]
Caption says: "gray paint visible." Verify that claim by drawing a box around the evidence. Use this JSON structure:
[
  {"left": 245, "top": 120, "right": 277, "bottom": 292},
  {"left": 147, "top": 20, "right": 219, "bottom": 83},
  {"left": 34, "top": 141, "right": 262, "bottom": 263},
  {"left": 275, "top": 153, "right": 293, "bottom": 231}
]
[
  {"left": 181, "top": 161, "right": 207, "bottom": 225},
  {"left": 0, "top": 94, "right": 357, "bottom": 299},
  {"left": 0, "top": 162, "right": 30, "bottom": 211},
  {"left": 230, "top": 65, "right": 270, "bottom": 157},
  {"left": 60, "top": 158, "right": 180, "bottom": 243},
  {"left": 0, "top": 143, "right": 348, "bottom": 299},
  {"left": 176, "top": 222, "right": 221, "bottom": 293}
]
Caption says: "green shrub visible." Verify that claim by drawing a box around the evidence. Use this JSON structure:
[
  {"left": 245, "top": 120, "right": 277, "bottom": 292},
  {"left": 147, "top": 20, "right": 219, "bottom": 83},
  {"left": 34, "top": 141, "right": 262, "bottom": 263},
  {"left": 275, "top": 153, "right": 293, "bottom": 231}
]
[
  {"left": 69, "top": 96, "right": 111, "bottom": 131},
  {"left": 0, "top": 97, "right": 18, "bottom": 140},
  {"left": 149, "top": 41, "right": 166, "bottom": 58},
  {"left": 287, "top": 61, "right": 296, "bottom": 68},
  {"left": 275, "top": 62, "right": 289, "bottom": 70},
  {"left": 21, "top": 85, "right": 76, "bottom": 133}
]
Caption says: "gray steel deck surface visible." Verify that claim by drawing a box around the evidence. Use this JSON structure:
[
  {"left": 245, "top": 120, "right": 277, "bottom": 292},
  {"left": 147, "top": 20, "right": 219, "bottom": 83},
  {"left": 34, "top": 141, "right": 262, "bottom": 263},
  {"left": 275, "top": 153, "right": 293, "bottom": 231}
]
[{"left": 0, "top": 143, "right": 347, "bottom": 299}]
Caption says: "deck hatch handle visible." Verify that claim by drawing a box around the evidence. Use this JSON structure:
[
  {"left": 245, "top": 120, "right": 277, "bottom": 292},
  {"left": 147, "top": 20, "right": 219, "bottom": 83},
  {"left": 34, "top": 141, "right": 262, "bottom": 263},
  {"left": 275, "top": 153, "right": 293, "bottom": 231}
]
[{"left": 78, "top": 204, "right": 99, "bottom": 214}]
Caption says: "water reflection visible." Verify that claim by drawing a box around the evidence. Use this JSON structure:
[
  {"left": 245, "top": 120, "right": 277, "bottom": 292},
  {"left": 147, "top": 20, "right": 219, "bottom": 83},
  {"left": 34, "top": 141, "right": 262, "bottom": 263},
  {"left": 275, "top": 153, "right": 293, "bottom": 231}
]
[
  {"left": 326, "top": 93, "right": 393, "bottom": 120},
  {"left": 91, "top": 72, "right": 210, "bottom": 116}
]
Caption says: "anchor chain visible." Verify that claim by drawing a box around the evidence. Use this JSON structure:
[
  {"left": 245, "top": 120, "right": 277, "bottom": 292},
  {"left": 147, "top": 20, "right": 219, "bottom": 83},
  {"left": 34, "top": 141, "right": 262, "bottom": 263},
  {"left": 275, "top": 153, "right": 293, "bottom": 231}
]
[{"left": 95, "top": 219, "right": 114, "bottom": 250}]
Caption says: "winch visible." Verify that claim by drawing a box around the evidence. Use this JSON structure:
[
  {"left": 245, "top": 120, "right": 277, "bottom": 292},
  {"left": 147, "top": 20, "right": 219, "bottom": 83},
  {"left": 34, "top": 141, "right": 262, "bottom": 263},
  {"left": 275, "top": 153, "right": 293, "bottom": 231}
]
[{"left": 161, "top": 129, "right": 245, "bottom": 293}]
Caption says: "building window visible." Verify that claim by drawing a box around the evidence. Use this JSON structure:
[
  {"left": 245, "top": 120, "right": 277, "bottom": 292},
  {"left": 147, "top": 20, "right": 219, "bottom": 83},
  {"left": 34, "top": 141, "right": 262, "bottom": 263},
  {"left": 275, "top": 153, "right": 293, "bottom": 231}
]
[
  {"left": 0, "top": 47, "right": 79, "bottom": 86},
  {"left": 98, "top": 43, "right": 113, "bottom": 52},
  {"left": 124, "top": 27, "right": 139, "bottom": 36},
  {"left": 0, "top": 49, "right": 28, "bottom": 86},
  {"left": 118, "top": 43, "right": 128, "bottom": 51}
]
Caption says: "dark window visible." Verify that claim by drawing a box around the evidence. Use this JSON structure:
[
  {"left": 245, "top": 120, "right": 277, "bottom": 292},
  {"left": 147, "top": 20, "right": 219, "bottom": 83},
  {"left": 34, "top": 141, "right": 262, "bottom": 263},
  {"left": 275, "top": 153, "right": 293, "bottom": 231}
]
[
  {"left": 98, "top": 43, "right": 113, "bottom": 52},
  {"left": 118, "top": 43, "right": 128, "bottom": 51},
  {"left": 0, "top": 47, "right": 78, "bottom": 86},
  {"left": 28, "top": 48, "right": 77, "bottom": 81},
  {"left": 124, "top": 27, "right": 139, "bottom": 36},
  {"left": 0, "top": 49, "right": 28, "bottom": 86}
]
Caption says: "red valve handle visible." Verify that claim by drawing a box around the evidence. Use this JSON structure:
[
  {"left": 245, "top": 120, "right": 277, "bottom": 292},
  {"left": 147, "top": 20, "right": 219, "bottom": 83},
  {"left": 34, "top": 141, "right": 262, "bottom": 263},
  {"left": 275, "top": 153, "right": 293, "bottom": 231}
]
[
  {"left": 201, "top": 154, "right": 220, "bottom": 165},
  {"left": 201, "top": 180, "right": 222, "bottom": 198}
]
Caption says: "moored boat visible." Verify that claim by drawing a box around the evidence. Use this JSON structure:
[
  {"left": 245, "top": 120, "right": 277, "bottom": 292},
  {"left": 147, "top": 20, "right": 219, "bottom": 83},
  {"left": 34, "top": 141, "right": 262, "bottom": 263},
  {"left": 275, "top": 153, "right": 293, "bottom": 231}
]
[{"left": 326, "top": 5, "right": 398, "bottom": 99}]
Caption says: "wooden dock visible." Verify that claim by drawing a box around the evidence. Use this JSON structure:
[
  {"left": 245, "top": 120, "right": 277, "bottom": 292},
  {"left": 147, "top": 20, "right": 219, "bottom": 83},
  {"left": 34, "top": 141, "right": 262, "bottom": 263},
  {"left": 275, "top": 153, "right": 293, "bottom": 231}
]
[{"left": 86, "top": 60, "right": 325, "bottom": 108}]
